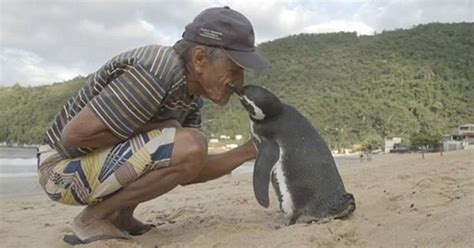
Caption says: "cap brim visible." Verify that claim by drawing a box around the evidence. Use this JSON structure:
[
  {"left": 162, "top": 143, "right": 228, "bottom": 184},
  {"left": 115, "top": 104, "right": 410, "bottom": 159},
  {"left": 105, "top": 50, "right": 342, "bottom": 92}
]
[{"left": 222, "top": 49, "right": 270, "bottom": 71}]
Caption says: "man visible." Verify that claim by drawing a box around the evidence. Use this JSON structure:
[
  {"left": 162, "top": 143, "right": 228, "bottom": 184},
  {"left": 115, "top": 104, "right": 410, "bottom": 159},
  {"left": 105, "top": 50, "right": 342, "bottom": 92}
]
[{"left": 37, "top": 6, "right": 270, "bottom": 244}]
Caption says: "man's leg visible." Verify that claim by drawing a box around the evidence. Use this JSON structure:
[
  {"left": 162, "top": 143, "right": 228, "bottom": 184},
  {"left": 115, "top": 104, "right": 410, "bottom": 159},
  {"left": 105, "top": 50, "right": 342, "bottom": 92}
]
[
  {"left": 71, "top": 128, "right": 208, "bottom": 240},
  {"left": 110, "top": 138, "right": 258, "bottom": 235}
]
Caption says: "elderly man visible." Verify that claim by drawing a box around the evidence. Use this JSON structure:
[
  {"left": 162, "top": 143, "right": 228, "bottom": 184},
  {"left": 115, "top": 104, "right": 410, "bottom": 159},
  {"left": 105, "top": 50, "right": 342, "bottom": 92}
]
[{"left": 36, "top": 6, "right": 269, "bottom": 244}]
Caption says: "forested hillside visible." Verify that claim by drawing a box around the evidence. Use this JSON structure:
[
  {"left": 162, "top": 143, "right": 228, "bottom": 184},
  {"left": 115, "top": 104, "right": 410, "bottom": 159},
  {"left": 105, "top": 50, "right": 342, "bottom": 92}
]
[{"left": 1, "top": 23, "right": 473, "bottom": 149}]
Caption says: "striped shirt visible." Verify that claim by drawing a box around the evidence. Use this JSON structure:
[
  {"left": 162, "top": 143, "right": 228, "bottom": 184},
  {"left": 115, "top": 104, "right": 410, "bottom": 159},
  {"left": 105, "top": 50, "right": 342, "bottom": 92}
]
[{"left": 44, "top": 45, "right": 202, "bottom": 159}]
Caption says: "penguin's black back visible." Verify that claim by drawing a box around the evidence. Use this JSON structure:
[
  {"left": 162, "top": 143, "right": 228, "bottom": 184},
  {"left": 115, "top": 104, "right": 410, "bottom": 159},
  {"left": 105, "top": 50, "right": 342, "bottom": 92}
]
[{"left": 253, "top": 103, "right": 347, "bottom": 215}]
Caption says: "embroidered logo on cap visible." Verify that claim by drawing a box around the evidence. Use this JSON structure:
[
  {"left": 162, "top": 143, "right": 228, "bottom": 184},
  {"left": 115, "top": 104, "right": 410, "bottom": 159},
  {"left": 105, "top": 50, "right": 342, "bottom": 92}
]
[{"left": 199, "top": 27, "right": 222, "bottom": 41}]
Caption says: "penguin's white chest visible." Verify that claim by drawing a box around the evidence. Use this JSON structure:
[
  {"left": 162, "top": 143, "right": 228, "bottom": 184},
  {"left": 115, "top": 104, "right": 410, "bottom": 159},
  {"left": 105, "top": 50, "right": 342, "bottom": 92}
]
[
  {"left": 250, "top": 121, "right": 293, "bottom": 215},
  {"left": 250, "top": 121, "right": 262, "bottom": 144},
  {"left": 271, "top": 147, "right": 295, "bottom": 216}
]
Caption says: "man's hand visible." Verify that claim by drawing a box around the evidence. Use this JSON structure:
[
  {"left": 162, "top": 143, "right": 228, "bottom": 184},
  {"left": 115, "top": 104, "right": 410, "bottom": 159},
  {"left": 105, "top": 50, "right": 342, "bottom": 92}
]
[{"left": 241, "top": 139, "right": 258, "bottom": 160}]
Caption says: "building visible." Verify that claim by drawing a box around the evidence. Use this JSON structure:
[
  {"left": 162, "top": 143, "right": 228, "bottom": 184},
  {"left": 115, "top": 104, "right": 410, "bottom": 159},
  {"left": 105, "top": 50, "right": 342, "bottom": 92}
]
[
  {"left": 452, "top": 124, "right": 474, "bottom": 149},
  {"left": 384, "top": 136, "right": 402, "bottom": 153},
  {"left": 442, "top": 124, "right": 474, "bottom": 151},
  {"left": 442, "top": 135, "right": 463, "bottom": 151}
]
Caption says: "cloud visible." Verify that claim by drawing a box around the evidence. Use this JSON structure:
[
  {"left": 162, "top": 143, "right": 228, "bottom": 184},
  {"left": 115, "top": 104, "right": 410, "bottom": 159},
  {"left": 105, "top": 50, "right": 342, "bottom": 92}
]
[
  {"left": 356, "top": 0, "right": 474, "bottom": 31},
  {"left": 0, "top": 48, "right": 84, "bottom": 86},
  {"left": 0, "top": 0, "right": 183, "bottom": 85},
  {"left": 0, "top": 0, "right": 472, "bottom": 86},
  {"left": 303, "top": 20, "right": 375, "bottom": 35},
  {"left": 224, "top": 1, "right": 323, "bottom": 43}
]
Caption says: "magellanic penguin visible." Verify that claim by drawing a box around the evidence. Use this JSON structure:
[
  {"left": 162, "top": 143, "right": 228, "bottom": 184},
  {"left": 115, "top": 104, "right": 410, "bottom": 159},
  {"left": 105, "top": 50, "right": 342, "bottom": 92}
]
[{"left": 228, "top": 84, "right": 355, "bottom": 225}]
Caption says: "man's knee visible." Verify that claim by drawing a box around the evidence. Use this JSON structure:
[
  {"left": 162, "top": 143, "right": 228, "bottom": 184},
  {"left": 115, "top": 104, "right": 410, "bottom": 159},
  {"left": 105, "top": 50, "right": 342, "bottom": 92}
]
[
  {"left": 175, "top": 128, "right": 207, "bottom": 156},
  {"left": 171, "top": 128, "right": 207, "bottom": 184}
]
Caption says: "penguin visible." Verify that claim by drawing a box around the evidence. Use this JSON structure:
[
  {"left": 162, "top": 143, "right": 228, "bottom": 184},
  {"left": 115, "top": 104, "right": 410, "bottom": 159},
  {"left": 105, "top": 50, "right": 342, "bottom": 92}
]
[{"left": 227, "top": 83, "right": 355, "bottom": 225}]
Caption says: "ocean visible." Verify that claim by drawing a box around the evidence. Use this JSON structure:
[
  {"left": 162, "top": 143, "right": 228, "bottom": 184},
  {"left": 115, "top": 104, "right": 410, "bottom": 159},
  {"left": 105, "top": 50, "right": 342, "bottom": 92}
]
[
  {"left": 0, "top": 147, "right": 361, "bottom": 198},
  {"left": 0, "top": 147, "right": 42, "bottom": 198}
]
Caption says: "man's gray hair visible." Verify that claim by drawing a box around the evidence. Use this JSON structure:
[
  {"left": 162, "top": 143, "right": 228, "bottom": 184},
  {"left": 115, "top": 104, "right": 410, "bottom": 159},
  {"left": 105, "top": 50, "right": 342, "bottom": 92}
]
[{"left": 174, "top": 39, "right": 227, "bottom": 64}]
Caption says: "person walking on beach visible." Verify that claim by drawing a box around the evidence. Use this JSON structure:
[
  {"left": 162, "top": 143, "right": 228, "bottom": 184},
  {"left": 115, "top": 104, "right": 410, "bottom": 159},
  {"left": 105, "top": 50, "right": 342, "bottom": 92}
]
[{"left": 37, "top": 6, "right": 269, "bottom": 244}]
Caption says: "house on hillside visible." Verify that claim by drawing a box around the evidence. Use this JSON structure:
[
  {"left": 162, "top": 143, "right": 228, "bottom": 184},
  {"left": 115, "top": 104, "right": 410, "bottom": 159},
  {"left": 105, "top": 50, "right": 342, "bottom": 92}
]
[
  {"left": 443, "top": 124, "right": 474, "bottom": 151},
  {"left": 384, "top": 136, "right": 402, "bottom": 153}
]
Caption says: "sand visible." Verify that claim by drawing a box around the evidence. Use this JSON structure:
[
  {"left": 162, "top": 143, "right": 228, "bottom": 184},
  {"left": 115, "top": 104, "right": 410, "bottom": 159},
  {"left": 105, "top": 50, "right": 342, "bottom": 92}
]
[{"left": 1, "top": 149, "right": 473, "bottom": 248}]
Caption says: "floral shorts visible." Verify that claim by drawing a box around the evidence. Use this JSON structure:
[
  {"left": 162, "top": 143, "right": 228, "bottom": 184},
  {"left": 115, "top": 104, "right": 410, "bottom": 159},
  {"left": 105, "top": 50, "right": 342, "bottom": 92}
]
[{"left": 37, "top": 128, "right": 175, "bottom": 206}]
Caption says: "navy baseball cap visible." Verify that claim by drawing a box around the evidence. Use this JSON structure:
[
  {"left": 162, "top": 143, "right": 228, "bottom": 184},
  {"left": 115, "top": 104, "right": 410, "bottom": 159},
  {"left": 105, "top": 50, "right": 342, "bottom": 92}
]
[{"left": 183, "top": 6, "right": 270, "bottom": 71}]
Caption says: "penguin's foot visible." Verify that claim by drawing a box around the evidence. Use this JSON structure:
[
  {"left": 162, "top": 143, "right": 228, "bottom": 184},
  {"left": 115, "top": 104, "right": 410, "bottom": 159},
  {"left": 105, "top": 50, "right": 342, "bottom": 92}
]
[{"left": 334, "top": 193, "right": 356, "bottom": 219}]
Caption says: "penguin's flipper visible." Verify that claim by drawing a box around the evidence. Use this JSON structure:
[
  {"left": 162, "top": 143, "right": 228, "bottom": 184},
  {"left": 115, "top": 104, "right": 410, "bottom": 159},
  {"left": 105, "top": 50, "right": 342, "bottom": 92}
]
[{"left": 253, "top": 137, "right": 280, "bottom": 208}]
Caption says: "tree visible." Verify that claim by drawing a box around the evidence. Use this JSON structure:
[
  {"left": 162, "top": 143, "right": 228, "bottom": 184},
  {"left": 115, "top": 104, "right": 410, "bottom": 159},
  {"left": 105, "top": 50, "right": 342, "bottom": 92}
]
[
  {"left": 361, "top": 133, "right": 383, "bottom": 151},
  {"left": 409, "top": 129, "right": 442, "bottom": 150}
]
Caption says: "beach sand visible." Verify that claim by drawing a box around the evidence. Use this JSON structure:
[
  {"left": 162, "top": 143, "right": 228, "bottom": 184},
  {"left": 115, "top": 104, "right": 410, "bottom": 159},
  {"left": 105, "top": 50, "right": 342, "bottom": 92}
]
[{"left": 1, "top": 149, "right": 472, "bottom": 247}]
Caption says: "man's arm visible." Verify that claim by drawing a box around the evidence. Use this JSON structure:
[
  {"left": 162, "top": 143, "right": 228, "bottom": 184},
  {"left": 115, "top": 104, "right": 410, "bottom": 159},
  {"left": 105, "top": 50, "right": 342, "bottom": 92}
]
[
  {"left": 133, "top": 119, "right": 182, "bottom": 134},
  {"left": 62, "top": 105, "right": 121, "bottom": 148},
  {"left": 62, "top": 105, "right": 181, "bottom": 148},
  {"left": 187, "top": 139, "right": 257, "bottom": 184}
]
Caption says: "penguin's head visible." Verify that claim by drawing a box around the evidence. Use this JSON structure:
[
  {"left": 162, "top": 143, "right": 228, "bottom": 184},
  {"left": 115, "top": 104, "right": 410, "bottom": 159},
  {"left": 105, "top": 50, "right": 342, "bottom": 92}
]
[{"left": 227, "top": 83, "right": 283, "bottom": 121}]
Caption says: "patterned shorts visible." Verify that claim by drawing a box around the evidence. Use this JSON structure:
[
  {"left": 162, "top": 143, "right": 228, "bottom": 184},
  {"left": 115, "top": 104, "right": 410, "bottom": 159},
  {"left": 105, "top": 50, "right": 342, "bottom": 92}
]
[{"left": 37, "top": 128, "right": 175, "bottom": 206}]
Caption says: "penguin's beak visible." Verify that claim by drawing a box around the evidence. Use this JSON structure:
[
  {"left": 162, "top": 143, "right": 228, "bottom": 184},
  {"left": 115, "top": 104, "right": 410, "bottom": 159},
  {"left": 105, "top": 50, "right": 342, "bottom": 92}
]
[{"left": 226, "top": 82, "right": 243, "bottom": 97}]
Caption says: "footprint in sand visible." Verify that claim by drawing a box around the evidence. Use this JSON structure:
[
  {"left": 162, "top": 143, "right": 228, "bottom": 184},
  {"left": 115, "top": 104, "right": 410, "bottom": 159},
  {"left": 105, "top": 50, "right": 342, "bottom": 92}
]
[{"left": 397, "top": 174, "right": 411, "bottom": 181}]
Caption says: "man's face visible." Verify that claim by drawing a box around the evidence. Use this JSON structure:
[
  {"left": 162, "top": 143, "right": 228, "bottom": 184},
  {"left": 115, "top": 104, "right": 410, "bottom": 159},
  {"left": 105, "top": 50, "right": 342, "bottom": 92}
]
[{"left": 199, "top": 54, "right": 244, "bottom": 106}]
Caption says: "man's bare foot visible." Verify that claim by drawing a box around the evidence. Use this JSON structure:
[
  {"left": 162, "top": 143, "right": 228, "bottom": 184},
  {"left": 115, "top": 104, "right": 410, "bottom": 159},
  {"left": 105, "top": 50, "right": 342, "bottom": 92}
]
[
  {"left": 114, "top": 216, "right": 154, "bottom": 235},
  {"left": 109, "top": 210, "right": 154, "bottom": 235},
  {"left": 71, "top": 208, "right": 128, "bottom": 242}
]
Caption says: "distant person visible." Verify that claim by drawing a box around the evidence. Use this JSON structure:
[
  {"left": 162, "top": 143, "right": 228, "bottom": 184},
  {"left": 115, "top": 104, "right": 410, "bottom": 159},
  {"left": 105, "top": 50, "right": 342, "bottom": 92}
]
[
  {"left": 359, "top": 153, "right": 364, "bottom": 162},
  {"left": 366, "top": 151, "right": 372, "bottom": 161},
  {"left": 36, "top": 6, "right": 269, "bottom": 245}
]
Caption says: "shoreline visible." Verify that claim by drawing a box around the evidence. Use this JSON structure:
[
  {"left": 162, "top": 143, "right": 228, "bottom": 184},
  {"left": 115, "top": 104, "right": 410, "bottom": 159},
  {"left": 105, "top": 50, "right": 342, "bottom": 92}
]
[
  {"left": 0, "top": 146, "right": 37, "bottom": 158},
  {"left": 0, "top": 154, "right": 366, "bottom": 199}
]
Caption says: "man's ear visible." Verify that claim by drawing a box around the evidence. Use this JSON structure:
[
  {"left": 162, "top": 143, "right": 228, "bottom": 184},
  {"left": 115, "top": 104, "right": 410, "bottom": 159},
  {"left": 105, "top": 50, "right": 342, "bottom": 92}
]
[{"left": 191, "top": 46, "right": 208, "bottom": 74}]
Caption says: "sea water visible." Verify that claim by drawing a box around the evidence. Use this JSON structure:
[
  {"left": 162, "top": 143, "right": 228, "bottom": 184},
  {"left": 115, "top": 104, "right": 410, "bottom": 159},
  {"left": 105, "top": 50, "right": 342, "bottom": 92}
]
[{"left": 0, "top": 152, "right": 43, "bottom": 198}]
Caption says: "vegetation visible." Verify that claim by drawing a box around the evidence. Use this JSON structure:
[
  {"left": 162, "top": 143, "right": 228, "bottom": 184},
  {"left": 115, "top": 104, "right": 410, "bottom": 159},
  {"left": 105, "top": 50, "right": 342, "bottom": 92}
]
[
  {"left": 0, "top": 77, "right": 84, "bottom": 144},
  {"left": 409, "top": 129, "right": 443, "bottom": 150},
  {"left": 361, "top": 133, "right": 384, "bottom": 151},
  {"left": 1, "top": 23, "right": 473, "bottom": 149}
]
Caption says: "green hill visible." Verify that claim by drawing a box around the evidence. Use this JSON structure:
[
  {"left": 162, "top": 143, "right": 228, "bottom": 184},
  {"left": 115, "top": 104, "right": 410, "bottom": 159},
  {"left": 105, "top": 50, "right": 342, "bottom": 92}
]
[{"left": 1, "top": 23, "right": 473, "bottom": 149}]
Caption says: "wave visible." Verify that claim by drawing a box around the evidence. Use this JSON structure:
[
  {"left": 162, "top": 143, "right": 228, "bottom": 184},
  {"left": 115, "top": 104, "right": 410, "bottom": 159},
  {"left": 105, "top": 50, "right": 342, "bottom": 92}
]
[
  {"left": 0, "top": 158, "right": 37, "bottom": 167},
  {"left": 0, "top": 172, "right": 38, "bottom": 178}
]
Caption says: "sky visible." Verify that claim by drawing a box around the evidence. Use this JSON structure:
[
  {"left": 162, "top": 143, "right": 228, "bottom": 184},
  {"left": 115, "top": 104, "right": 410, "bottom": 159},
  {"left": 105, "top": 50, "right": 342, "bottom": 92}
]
[{"left": 1, "top": 0, "right": 473, "bottom": 87}]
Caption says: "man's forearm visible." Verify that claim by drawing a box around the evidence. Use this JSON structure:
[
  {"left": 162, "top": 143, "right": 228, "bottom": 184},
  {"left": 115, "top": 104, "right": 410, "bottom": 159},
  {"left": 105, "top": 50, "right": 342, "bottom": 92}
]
[
  {"left": 64, "top": 130, "right": 122, "bottom": 149},
  {"left": 188, "top": 140, "right": 257, "bottom": 184},
  {"left": 134, "top": 119, "right": 182, "bottom": 134},
  {"left": 63, "top": 119, "right": 182, "bottom": 149}
]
